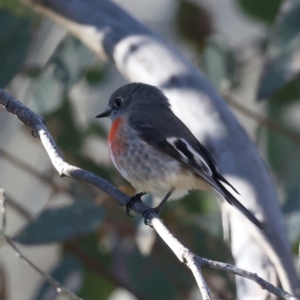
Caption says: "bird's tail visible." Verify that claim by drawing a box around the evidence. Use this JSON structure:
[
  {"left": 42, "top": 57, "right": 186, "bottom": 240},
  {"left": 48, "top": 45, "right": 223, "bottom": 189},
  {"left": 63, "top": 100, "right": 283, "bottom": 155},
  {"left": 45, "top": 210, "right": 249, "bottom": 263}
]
[{"left": 214, "top": 179, "right": 263, "bottom": 230}]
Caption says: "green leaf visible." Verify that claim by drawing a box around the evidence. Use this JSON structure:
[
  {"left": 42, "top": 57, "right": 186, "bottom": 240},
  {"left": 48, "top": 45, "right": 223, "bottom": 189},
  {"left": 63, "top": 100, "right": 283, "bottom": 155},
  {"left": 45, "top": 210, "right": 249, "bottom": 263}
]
[
  {"left": 282, "top": 189, "right": 300, "bottom": 214},
  {"left": 14, "top": 201, "right": 104, "bottom": 244},
  {"left": 202, "top": 35, "right": 236, "bottom": 91},
  {"left": 0, "top": 10, "right": 32, "bottom": 88},
  {"left": 28, "top": 34, "right": 94, "bottom": 114},
  {"left": 75, "top": 234, "right": 122, "bottom": 299},
  {"left": 124, "top": 248, "right": 184, "bottom": 299},
  {"left": 44, "top": 98, "right": 116, "bottom": 182},
  {"left": 78, "top": 269, "right": 114, "bottom": 300},
  {"left": 33, "top": 255, "right": 83, "bottom": 300},
  {"left": 266, "top": 80, "right": 300, "bottom": 216},
  {"left": 257, "top": 0, "right": 300, "bottom": 99},
  {"left": 0, "top": 0, "right": 37, "bottom": 19},
  {"left": 84, "top": 67, "right": 107, "bottom": 86},
  {"left": 236, "top": 0, "right": 282, "bottom": 23},
  {"left": 83, "top": 122, "right": 107, "bottom": 139}
]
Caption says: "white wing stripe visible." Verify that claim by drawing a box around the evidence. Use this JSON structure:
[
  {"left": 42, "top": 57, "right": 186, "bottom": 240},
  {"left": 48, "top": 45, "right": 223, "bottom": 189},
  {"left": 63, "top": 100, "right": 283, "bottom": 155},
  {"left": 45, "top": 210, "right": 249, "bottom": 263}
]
[{"left": 166, "top": 137, "right": 213, "bottom": 176}]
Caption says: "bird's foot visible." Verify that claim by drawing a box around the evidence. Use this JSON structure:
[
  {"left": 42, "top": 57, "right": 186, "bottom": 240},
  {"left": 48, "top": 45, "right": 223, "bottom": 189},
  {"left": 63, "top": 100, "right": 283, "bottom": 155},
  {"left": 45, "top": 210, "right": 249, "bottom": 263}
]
[
  {"left": 142, "top": 206, "right": 161, "bottom": 227},
  {"left": 126, "top": 192, "right": 146, "bottom": 216}
]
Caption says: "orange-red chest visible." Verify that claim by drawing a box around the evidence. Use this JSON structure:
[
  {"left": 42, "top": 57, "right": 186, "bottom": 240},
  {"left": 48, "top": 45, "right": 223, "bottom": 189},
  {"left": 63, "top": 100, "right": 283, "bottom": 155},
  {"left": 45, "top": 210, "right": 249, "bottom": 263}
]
[{"left": 108, "top": 117, "right": 126, "bottom": 155}]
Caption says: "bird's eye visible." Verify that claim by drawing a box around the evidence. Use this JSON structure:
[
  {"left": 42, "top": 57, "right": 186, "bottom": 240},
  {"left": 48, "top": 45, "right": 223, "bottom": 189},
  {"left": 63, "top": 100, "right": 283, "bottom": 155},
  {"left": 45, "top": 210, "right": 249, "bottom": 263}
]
[{"left": 114, "top": 97, "right": 123, "bottom": 108}]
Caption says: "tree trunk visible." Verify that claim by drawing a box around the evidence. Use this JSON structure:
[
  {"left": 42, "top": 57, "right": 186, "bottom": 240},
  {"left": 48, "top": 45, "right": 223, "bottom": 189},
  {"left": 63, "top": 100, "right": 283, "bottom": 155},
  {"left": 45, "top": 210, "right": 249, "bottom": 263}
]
[{"left": 23, "top": 0, "right": 300, "bottom": 298}]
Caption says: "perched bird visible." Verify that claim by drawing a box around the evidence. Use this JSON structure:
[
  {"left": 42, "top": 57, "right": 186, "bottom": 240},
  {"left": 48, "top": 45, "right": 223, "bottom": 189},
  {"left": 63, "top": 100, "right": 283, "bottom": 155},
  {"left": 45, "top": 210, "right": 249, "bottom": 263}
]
[{"left": 96, "top": 82, "right": 263, "bottom": 230}]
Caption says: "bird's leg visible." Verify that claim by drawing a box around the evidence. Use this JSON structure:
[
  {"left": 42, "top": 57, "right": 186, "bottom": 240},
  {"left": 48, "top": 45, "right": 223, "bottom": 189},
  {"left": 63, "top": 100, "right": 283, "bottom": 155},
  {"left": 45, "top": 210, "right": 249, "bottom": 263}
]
[
  {"left": 142, "top": 188, "right": 174, "bottom": 227},
  {"left": 126, "top": 192, "right": 147, "bottom": 216}
]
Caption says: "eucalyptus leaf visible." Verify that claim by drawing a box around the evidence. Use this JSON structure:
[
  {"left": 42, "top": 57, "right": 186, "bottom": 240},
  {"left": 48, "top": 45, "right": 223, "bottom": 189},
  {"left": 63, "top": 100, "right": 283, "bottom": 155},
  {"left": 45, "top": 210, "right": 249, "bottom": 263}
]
[
  {"left": 0, "top": 10, "right": 32, "bottom": 87},
  {"left": 266, "top": 81, "right": 300, "bottom": 216},
  {"left": 282, "top": 189, "right": 300, "bottom": 214},
  {"left": 202, "top": 35, "right": 236, "bottom": 91},
  {"left": 33, "top": 255, "right": 83, "bottom": 300},
  {"left": 236, "top": 0, "right": 281, "bottom": 23},
  {"left": 78, "top": 269, "right": 114, "bottom": 300},
  {"left": 14, "top": 201, "right": 104, "bottom": 244},
  {"left": 258, "top": 0, "right": 300, "bottom": 99},
  {"left": 28, "top": 34, "right": 94, "bottom": 114}
]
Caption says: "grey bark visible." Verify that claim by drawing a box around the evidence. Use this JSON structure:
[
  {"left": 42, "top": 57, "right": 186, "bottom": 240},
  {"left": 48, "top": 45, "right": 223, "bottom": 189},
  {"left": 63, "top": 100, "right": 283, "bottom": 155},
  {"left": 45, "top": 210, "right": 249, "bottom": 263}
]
[{"left": 22, "top": 0, "right": 300, "bottom": 298}]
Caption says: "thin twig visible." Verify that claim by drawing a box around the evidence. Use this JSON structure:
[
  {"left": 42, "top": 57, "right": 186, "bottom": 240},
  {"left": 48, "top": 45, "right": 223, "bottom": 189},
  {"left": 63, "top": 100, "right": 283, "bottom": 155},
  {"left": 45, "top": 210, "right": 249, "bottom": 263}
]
[
  {"left": 20, "top": 0, "right": 300, "bottom": 296},
  {"left": 200, "top": 258, "right": 297, "bottom": 300},
  {"left": 0, "top": 89, "right": 298, "bottom": 299},
  {"left": 5, "top": 194, "right": 151, "bottom": 300},
  {"left": 0, "top": 188, "right": 82, "bottom": 300},
  {"left": 4, "top": 236, "right": 82, "bottom": 300},
  {"left": 151, "top": 217, "right": 298, "bottom": 300},
  {"left": 225, "top": 95, "right": 300, "bottom": 147},
  {"left": 0, "top": 148, "right": 67, "bottom": 193}
]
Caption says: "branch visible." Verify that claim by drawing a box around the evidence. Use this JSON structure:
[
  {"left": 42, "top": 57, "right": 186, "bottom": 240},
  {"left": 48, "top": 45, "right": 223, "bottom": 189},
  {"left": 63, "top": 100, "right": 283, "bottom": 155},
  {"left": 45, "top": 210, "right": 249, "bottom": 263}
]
[
  {"left": 224, "top": 94, "right": 300, "bottom": 147},
  {"left": 0, "top": 148, "right": 65, "bottom": 192},
  {"left": 199, "top": 257, "right": 297, "bottom": 300},
  {"left": 19, "top": 0, "right": 299, "bottom": 297},
  {"left": 0, "top": 89, "right": 298, "bottom": 299},
  {"left": 0, "top": 189, "right": 82, "bottom": 300}
]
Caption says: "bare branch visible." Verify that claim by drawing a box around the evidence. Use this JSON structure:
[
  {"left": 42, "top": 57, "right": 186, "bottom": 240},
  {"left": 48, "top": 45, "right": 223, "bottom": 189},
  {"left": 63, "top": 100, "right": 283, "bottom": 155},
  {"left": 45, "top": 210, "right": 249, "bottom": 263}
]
[
  {"left": 224, "top": 94, "right": 300, "bottom": 147},
  {"left": 200, "top": 258, "right": 298, "bottom": 300},
  {"left": 4, "top": 236, "right": 82, "bottom": 300},
  {"left": 5, "top": 193, "right": 152, "bottom": 300},
  {"left": 19, "top": 0, "right": 299, "bottom": 297},
  {"left": 0, "top": 188, "right": 82, "bottom": 300},
  {"left": 0, "top": 89, "right": 298, "bottom": 299},
  {"left": 0, "top": 148, "right": 63, "bottom": 191}
]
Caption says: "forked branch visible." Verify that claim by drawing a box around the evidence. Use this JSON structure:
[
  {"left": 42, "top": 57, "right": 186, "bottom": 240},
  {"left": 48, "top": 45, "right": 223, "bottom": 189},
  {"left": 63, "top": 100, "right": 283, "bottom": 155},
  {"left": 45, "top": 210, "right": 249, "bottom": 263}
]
[{"left": 0, "top": 89, "right": 298, "bottom": 300}]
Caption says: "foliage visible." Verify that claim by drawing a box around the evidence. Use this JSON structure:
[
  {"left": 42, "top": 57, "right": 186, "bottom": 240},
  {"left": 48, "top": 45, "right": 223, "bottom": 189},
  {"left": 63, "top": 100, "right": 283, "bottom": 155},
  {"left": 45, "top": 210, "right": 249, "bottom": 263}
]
[{"left": 1, "top": 0, "right": 300, "bottom": 299}]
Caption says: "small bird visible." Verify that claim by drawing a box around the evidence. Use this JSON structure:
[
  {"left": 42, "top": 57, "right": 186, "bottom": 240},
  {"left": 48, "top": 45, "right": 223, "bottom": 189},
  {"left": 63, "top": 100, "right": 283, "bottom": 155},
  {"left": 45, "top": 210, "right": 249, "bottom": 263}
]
[{"left": 96, "top": 82, "right": 263, "bottom": 230}]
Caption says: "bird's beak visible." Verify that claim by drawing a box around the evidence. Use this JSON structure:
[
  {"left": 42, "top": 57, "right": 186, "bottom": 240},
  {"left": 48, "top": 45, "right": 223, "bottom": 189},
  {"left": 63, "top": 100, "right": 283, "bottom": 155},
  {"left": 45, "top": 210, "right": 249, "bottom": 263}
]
[{"left": 95, "top": 108, "right": 111, "bottom": 118}]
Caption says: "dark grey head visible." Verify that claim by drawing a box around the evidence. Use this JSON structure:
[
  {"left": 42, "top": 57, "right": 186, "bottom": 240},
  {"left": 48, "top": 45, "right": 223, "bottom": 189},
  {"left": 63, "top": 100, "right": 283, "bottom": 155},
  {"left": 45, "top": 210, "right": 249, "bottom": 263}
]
[{"left": 95, "top": 82, "right": 170, "bottom": 121}]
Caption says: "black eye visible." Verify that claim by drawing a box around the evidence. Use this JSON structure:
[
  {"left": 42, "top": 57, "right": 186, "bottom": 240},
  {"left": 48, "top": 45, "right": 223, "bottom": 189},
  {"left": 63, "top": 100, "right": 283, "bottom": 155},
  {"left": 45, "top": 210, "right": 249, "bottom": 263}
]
[{"left": 114, "top": 97, "right": 123, "bottom": 108}]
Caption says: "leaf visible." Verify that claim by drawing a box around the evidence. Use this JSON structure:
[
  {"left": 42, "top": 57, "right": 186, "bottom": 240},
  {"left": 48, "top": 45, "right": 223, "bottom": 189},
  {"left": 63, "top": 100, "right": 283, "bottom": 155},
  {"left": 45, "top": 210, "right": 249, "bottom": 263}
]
[
  {"left": 0, "top": 10, "right": 32, "bottom": 88},
  {"left": 257, "top": 0, "right": 300, "bottom": 99},
  {"left": 28, "top": 34, "right": 94, "bottom": 114},
  {"left": 236, "top": 0, "right": 282, "bottom": 24},
  {"left": 83, "top": 122, "right": 107, "bottom": 139},
  {"left": 0, "top": 0, "right": 37, "bottom": 19},
  {"left": 78, "top": 269, "right": 114, "bottom": 300},
  {"left": 84, "top": 67, "right": 107, "bottom": 86},
  {"left": 265, "top": 81, "right": 300, "bottom": 215},
  {"left": 44, "top": 98, "right": 116, "bottom": 182},
  {"left": 201, "top": 35, "right": 236, "bottom": 91},
  {"left": 282, "top": 189, "right": 300, "bottom": 214},
  {"left": 14, "top": 201, "right": 104, "bottom": 244},
  {"left": 33, "top": 255, "right": 83, "bottom": 300}
]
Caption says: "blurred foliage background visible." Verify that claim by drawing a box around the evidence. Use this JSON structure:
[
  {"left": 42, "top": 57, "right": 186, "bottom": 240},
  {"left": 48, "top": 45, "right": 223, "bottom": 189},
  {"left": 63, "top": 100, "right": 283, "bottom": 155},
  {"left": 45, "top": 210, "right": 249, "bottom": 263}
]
[{"left": 0, "top": 0, "right": 300, "bottom": 299}]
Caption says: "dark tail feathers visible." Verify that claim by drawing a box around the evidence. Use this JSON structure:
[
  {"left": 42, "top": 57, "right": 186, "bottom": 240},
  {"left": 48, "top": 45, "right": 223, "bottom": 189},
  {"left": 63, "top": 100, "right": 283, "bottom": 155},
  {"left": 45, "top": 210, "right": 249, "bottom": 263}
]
[{"left": 215, "top": 179, "right": 263, "bottom": 231}]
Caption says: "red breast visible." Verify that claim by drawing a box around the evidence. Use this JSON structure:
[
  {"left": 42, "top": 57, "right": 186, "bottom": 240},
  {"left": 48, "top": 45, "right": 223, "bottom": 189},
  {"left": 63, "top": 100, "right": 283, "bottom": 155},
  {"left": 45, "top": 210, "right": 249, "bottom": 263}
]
[{"left": 108, "top": 117, "right": 124, "bottom": 154}]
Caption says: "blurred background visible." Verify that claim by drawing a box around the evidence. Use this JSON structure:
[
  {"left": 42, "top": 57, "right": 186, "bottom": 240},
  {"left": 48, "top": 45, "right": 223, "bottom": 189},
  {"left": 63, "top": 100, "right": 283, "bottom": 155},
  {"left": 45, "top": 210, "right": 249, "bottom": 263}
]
[{"left": 0, "top": 0, "right": 299, "bottom": 299}]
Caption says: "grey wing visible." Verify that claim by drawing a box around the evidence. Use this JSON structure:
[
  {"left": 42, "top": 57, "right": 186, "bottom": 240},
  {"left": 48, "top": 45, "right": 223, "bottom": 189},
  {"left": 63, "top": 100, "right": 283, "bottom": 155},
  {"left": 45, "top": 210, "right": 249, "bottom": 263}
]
[{"left": 130, "top": 116, "right": 263, "bottom": 230}]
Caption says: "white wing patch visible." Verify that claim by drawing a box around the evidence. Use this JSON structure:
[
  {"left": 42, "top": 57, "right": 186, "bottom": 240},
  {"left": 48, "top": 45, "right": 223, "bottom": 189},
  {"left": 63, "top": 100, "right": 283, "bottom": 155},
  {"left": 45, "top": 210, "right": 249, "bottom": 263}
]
[
  {"left": 167, "top": 137, "right": 189, "bottom": 159},
  {"left": 166, "top": 137, "right": 213, "bottom": 176}
]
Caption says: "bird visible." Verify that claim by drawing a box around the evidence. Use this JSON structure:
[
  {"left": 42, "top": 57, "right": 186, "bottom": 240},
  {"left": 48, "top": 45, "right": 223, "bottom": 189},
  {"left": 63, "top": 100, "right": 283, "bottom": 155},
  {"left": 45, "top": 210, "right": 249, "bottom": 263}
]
[{"left": 96, "top": 82, "right": 263, "bottom": 230}]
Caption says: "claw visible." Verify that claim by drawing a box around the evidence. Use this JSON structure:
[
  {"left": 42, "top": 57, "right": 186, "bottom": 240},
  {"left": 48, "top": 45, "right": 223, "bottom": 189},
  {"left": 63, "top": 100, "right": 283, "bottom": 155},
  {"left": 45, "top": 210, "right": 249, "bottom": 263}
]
[
  {"left": 142, "top": 207, "right": 160, "bottom": 228},
  {"left": 125, "top": 192, "right": 146, "bottom": 217},
  {"left": 141, "top": 189, "right": 174, "bottom": 227},
  {"left": 31, "top": 130, "right": 39, "bottom": 138},
  {"left": 126, "top": 202, "right": 134, "bottom": 217}
]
